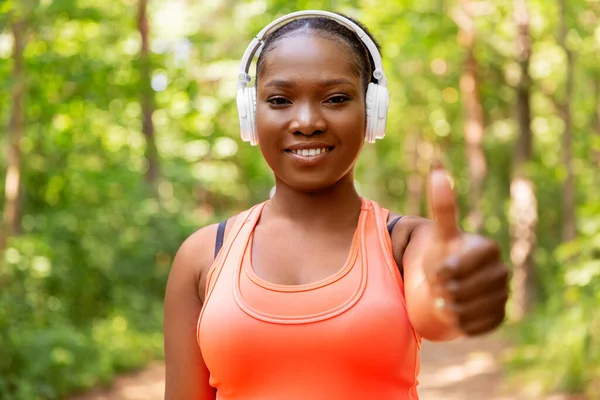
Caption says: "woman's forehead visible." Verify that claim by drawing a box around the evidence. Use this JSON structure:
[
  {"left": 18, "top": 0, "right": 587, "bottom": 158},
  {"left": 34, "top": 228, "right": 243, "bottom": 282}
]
[{"left": 259, "top": 34, "right": 359, "bottom": 81}]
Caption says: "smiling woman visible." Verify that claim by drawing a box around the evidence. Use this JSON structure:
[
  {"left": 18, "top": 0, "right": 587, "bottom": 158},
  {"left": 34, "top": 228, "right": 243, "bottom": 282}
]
[{"left": 163, "top": 10, "right": 509, "bottom": 400}]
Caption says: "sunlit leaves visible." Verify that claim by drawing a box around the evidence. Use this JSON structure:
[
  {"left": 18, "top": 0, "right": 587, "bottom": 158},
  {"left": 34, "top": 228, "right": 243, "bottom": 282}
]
[{"left": 0, "top": 0, "right": 598, "bottom": 397}]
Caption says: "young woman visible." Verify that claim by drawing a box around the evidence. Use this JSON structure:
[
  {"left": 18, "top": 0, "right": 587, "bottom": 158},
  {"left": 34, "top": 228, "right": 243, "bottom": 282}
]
[{"left": 164, "top": 10, "right": 509, "bottom": 400}]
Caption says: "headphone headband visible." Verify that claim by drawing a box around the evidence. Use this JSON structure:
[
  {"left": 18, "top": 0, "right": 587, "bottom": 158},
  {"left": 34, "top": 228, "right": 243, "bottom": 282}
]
[{"left": 237, "top": 10, "right": 387, "bottom": 88}]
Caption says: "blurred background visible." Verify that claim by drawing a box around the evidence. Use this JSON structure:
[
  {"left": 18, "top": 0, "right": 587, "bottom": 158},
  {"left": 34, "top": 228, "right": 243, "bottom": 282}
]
[{"left": 0, "top": 0, "right": 599, "bottom": 399}]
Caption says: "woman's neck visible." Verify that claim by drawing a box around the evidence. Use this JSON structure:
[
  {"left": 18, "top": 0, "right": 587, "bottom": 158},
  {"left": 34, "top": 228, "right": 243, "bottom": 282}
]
[{"left": 265, "top": 175, "right": 363, "bottom": 229}]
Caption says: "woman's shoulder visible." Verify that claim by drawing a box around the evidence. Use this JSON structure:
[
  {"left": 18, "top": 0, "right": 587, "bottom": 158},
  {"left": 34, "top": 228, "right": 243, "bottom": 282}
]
[
  {"left": 182, "top": 201, "right": 266, "bottom": 272},
  {"left": 167, "top": 213, "right": 243, "bottom": 304},
  {"left": 183, "top": 215, "right": 241, "bottom": 273}
]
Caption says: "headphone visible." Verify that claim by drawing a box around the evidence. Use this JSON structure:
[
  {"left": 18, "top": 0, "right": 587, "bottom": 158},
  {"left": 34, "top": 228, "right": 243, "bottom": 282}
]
[{"left": 236, "top": 10, "right": 389, "bottom": 146}]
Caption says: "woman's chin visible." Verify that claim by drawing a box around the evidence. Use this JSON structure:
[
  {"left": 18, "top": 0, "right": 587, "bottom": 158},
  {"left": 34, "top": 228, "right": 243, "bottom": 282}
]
[{"left": 276, "top": 174, "right": 351, "bottom": 194}]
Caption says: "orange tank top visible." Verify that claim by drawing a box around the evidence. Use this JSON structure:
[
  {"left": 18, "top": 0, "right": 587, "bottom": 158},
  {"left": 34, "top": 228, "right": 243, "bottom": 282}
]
[{"left": 198, "top": 199, "right": 422, "bottom": 399}]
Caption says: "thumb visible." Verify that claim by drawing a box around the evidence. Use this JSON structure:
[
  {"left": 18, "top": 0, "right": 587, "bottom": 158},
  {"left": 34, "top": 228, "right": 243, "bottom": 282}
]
[{"left": 428, "top": 161, "right": 461, "bottom": 242}]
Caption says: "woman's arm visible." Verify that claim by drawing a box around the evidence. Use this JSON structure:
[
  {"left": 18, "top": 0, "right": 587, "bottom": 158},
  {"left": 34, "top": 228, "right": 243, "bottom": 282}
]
[
  {"left": 399, "top": 219, "right": 463, "bottom": 342},
  {"left": 390, "top": 217, "right": 461, "bottom": 342},
  {"left": 164, "top": 225, "right": 218, "bottom": 400},
  {"left": 391, "top": 165, "right": 508, "bottom": 342}
]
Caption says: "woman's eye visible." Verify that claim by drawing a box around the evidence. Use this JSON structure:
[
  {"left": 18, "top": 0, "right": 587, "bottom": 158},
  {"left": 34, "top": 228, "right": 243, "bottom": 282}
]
[
  {"left": 267, "top": 97, "right": 291, "bottom": 105},
  {"left": 326, "top": 95, "right": 350, "bottom": 104}
]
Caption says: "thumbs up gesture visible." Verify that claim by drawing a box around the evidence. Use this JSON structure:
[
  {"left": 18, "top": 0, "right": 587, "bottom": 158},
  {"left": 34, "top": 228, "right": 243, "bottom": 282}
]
[{"left": 423, "top": 162, "right": 509, "bottom": 336}]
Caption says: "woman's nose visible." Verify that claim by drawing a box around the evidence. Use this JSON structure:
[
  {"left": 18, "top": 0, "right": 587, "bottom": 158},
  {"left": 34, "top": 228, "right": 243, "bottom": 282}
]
[{"left": 288, "top": 102, "right": 327, "bottom": 136}]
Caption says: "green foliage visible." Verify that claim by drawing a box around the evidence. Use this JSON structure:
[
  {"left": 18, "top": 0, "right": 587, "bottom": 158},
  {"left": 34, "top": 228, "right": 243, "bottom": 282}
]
[
  {"left": 0, "top": 1, "right": 216, "bottom": 396},
  {"left": 0, "top": 199, "right": 191, "bottom": 398},
  {"left": 507, "top": 203, "right": 600, "bottom": 397},
  {"left": 0, "top": 0, "right": 599, "bottom": 397}
]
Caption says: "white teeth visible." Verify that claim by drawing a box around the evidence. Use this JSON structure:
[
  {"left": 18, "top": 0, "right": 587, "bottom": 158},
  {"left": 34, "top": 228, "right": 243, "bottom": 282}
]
[{"left": 289, "top": 148, "right": 330, "bottom": 157}]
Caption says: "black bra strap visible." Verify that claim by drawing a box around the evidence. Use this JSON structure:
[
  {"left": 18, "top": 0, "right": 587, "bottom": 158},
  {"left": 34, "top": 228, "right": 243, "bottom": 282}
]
[
  {"left": 387, "top": 216, "right": 402, "bottom": 236},
  {"left": 214, "top": 220, "right": 227, "bottom": 259},
  {"left": 387, "top": 215, "right": 404, "bottom": 279}
]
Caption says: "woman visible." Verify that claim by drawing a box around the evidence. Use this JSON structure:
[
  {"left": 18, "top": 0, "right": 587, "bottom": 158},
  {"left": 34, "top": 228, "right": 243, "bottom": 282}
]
[{"left": 164, "top": 10, "right": 509, "bottom": 400}]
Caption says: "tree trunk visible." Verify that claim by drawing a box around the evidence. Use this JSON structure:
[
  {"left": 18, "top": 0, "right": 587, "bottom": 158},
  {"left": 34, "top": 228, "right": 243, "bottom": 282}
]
[
  {"left": 558, "top": 0, "right": 576, "bottom": 241},
  {"left": 592, "top": 77, "right": 600, "bottom": 168},
  {"left": 405, "top": 130, "right": 424, "bottom": 216},
  {"left": 458, "top": 0, "right": 486, "bottom": 233},
  {"left": 1, "top": 18, "right": 26, "bottom": 252},
  {"left": 509, "top": 0, "right": 538, "bottom": 321},
  {"left": 138, "top": 0, "right": 159, "bottom": 185}
]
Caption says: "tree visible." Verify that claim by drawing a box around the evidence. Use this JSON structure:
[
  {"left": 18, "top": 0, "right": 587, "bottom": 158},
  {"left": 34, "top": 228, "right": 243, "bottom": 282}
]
[
  {"left": 509, "top": 0, "right": 537, "bottom": 321},
  {"left": 405, "top": 129, "right": 425, "bottom": 216},
  {"left": 138, "top": 0, "right": 159, "bottom": 186},
  {"left": 557, "top": 0, "right": 576, "bottom": 241},
  {"left": 453, "top": 0, "right": 486, "bottom": 233},
  {"left": 1, "top": 12, "right": 27, "bottom": 252},
  {"left": 595, "top": 77, "right": 600, "bottom": 166}
]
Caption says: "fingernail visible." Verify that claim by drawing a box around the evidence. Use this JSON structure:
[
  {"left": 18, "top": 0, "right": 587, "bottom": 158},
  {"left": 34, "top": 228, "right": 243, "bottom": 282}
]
[{"left": 430, "top": 159, "right": 443, "bottom": 171}]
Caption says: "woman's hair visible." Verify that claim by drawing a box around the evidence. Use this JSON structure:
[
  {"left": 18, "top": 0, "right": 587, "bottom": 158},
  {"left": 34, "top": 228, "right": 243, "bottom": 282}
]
[{"left": 255, "top": 13, "right": 382, "bottom": 93}]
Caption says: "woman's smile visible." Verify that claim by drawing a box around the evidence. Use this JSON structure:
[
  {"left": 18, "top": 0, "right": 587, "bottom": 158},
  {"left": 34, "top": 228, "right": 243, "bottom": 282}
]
[{"left": 284, "top": 142, "right": 335, "bottom": 166}]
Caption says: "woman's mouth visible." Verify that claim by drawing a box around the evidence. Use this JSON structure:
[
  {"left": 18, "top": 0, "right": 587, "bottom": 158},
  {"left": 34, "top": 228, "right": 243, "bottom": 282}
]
[
  {"left": 285, "top": 147, "right": 333, "bottom": 157},
  {"left": 284, "top": 146, "right": 334, "bottom": 166}
]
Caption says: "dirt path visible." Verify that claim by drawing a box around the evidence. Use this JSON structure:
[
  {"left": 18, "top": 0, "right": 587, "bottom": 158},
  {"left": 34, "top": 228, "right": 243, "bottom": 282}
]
[
  {"left": 69, "top": 362, "right": 166, "bottom": 400},
  {"left": 418, "top": 335, "right": 513, "bottom": 399},
  {"left": 69, "top": 334, "right": 571, "bottom": 400}
]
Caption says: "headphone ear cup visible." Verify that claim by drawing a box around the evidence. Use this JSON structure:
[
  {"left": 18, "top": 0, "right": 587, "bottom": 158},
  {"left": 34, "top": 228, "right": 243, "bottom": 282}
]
[
  {"left": 373, "top": 85, "right": 389, "bottom": 141},
  {"left": 237, "top": 87, "right": 258, "bottom": 145},
  {"left": 365, "top": 83, "right": 377, "bottom": 143},
  {"left": 248, "top": 87, "right": 257, "bottom": 145},
  {"left": 237, "top": 87, "right": 252, "bottom": 143},
  {"left": 365, "top": 83, "right": 389, "bottom": 142}
]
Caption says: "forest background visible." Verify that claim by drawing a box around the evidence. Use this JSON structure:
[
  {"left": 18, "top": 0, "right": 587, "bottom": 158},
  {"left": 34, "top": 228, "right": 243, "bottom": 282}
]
[{"left": 1, "top": 0, "right": 599, "bottom": 398}]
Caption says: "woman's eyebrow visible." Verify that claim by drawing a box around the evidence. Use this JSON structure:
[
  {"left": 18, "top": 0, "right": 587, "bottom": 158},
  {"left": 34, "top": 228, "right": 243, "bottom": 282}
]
[
  {"left": 318, "top": 78, "right": 355, "bottom": 87},
  {"left": 264, "top": 79, "right": 295, "bottom": 88}
]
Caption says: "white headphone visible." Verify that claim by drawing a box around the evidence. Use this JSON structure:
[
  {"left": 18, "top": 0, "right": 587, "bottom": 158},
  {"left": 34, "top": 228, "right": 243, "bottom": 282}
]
[{"left": 236, "top": 10, "right": 389, "bottom": 146}]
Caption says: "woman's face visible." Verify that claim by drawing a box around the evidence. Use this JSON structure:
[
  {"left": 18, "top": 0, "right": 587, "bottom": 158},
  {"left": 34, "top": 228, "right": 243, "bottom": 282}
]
[{"left": 256, "top": 34, "right": 366, "bottom": 193}]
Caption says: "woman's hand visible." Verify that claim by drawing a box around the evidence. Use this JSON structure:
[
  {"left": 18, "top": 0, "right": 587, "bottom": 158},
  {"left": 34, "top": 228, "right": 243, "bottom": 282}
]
[{"left": 422, "top": 162, "right": 509, "bottom": 336}]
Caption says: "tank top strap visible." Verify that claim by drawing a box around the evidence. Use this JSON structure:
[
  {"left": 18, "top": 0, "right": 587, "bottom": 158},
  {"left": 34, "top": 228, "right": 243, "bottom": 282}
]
[
  {"left": 369, "top": 203, "right": 402, "bottom": 236},
  {"left": 380, "top": 206, "right": 391, "bottom": 225},
  {"left": 205, "top": 201, "right": 268, "bottom": 298},
  {"left": 368, "top": 201, "right": 405, "bottom": 287},
  {"left": 370, "top": 201, "right": 390, "bottom": 229},
  {"left": 362, "top": 200, "right": 390, "bottom": 257}
]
